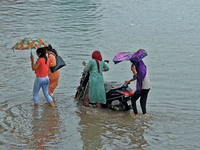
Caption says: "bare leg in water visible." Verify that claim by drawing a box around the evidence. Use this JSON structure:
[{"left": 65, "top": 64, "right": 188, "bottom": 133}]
[
  {"left": 96, "top": 103, "right": 101, "bottom": 108},
  {"left": 83, "top": 85, "right": 89, "bottom": 107}
]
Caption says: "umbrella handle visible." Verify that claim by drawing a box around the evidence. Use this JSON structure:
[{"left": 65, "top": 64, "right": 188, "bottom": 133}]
[{"left": 35, "top": 45, "right": 38, "bottom": 49}]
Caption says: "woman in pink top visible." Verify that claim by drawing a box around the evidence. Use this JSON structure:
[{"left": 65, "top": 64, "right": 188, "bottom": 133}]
[{"left": 30, "top": 48, "right": 55, "bottom": 107}]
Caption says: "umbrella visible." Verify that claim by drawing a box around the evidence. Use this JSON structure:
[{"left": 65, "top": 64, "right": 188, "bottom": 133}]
[
  {"left": 12, "top": 38, "right": 49, "bottom": 50},
  {"left": 113, "top": 49, "right": 147, "bottom": 64}
]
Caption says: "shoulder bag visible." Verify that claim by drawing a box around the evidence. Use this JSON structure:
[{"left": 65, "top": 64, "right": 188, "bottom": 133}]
[{"left": 49, "top": 53, "right": 66, "bottom": 73}]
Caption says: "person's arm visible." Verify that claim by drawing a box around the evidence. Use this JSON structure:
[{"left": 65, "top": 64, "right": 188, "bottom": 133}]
[
  {"left": 125, "top": 78, "right": 136, "bottom": 84},
  {"left": 125, "top": 65, "right": 137, "bottom": 84},
  {"left": 30, "top": 54, "right": 39, "bottom": 71},
  {"left": 131, "top": 65, "right": 137, "bottom": 77},
  {"left": 48, "top": 54, "right": 56, "bottom": 67},
  {"left": 83, "top": 60, "right": 91, "bottom": 72}
]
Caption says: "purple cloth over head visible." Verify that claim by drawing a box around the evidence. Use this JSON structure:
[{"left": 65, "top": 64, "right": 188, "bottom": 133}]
[{"left": 132, "top": 60, "right": 146, "bottom": 92}]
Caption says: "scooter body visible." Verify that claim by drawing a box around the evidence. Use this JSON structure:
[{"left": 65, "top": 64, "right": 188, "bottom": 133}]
[{"left": 75, "top": 71, "right": 134, "bottom": 111}]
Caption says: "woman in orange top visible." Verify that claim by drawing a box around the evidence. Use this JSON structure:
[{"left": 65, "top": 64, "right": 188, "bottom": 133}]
[
  {"left": 45, "top": 45, "right": 60, "bottom": 101},
  {"left": 30, "top": 47, "right": 55, "bottom": 107}
]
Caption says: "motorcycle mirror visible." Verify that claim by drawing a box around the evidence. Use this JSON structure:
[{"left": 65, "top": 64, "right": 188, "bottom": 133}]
[
  {"left": 104, "top": 60, "right": 109, "bottom": 63},
  {"left": 82, "top": 61, "right": 87, "bottom": 66}
]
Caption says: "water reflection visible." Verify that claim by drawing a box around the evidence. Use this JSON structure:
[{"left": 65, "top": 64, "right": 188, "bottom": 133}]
[
  {"left": 31, "top": 105, "right": 60, "bottom": 149},
  {"left": 79, "top": 106, "right": 151, "bottom": 149},
  {"left": 0, "top": 99, "right": 61, "bottom": 149},
  {"left": 80, "top": 109, "right": 104, "bottom": 150}
]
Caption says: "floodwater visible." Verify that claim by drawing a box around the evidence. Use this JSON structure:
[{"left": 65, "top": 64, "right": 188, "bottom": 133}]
[{"left": 0, "top": 0, "right": 200, "bottom": 149}]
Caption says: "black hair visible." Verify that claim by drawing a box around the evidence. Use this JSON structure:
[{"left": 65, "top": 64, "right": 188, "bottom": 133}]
[
  {"left": 51, "top": 49, "right": 58, "bottom": 56},
  {"left": 46, "top": 44, "right": 58, "bottom": 56},
  {"left": 37, "top": 47, "right": 47, "bottom": 64},
  {"left": 47, "top": 44, "right": 52, "bottom": 51}
]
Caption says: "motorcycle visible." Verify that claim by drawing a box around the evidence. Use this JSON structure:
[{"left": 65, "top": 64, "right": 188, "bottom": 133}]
[{"left": 75, "top": 61, "right": 134, "bottom": 111}]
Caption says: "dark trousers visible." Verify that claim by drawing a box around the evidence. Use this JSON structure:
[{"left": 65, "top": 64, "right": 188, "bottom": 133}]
[{"left": 131, "top": 89, "right": 150, "bottom": 114}]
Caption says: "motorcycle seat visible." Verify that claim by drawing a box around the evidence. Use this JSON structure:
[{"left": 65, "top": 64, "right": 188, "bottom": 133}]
[{"left": 104, "top": 81, "right": 125, "bottom": 93}]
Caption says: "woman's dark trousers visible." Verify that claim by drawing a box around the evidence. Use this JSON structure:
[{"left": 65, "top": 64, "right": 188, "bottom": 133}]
[{"left": 131, "top": 89, "right": 150, "bottom": 114}]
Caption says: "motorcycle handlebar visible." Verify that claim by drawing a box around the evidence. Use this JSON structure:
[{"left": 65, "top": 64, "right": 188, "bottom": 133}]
[{"left": 122, "top": 82, "right": 129, "bottom": 88}]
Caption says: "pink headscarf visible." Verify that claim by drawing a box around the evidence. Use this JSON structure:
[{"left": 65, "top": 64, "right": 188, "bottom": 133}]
[{"left": 92, "top": 50, "right": 102, "bottom": 73}]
